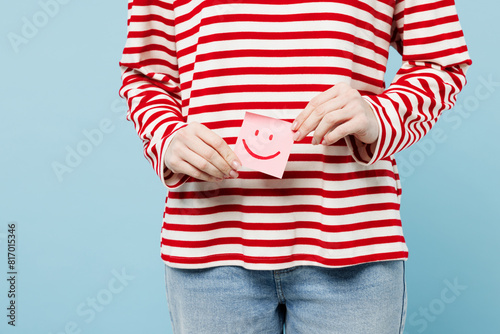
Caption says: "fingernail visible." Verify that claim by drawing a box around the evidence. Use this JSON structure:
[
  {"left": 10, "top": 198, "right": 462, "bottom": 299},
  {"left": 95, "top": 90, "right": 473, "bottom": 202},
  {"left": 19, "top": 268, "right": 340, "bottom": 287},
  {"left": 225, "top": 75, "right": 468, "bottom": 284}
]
[
  {"left": 230, "top": 170, "right": 239, "bottom": 178},
  {"left": 232, "top": 160, "right": 241, "bottom": 170},
  {"left": 321, "top": 138, "right": 326, "bottom": 145},
  {"left": 291, "top": 121, "right": 297, "bottom": 130},
  {"left": 311, "top": 137, "right": 317, "bottom": 145},
  {"left": 293, "top": 131, "right": 301, "bottom": 142},
  {"left": 215, "top": 178, "right": 224, "bottom": 182}
]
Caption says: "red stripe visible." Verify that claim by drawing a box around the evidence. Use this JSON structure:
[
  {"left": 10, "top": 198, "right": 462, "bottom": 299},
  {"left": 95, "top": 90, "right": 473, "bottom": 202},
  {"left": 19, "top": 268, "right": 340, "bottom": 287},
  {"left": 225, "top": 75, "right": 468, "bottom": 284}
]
[
  {"left": 165, "top": 202, "right": 399, "bottom": 216},
  {"left": 162, "top": 235, "right": 405, "bottom": 249},
  {"left": 194, "top": 48, "right": 386, "bottom": 73},
  {"left": 196, "top": 31, "right": 388, "bottom": 58},
  {"left": 163, "top": 218, "right": 402, "bottom": 233},
  {"left": 192, "top": 66, "right": 355, "bottom": 80},
  {"left": 168, "top": 185, "right": 397, "bottom": 200},
  {"left": 405, "top": 0, "right": 454, "bottom": 15},
  {"left": 120, "top": 58, "right": 177, "bottom": 73},
  {"left": 405, "top": 31, "right": 465, "bottom": 47},
  {"left": 128, "top": 29, "right": 175, "bottom": 43},
  {"left": 161, "top": 251, "right": 409, "bottom": 266},
  {"left": 189, "top": 84, "right": 337, "bottom": 98},
  {"left": 131, "top": 0, "right": 172, "bottom": 11},
  {"left": 405, "top": 15, "right": 459, "bottom": 31},
  {"left": 129, "top": 13, "right": 173, "bottom": 26},
  {"left": 123, "top": 43, "right": 176, "bottom": 59},
  {"left": 188, "top": 101, "right": 307, "bottom": 115},
  {"left": 181, "top": 169, "right": 397, "bottom": 182},
  {"left": 175, "top": 0, "right": 392, "bottom": 26},
  {"left": 406, "top": 46, "right": 469, "bottom": 62},
  {"left": 197, "top": 12, "right": 390, "bottom": 41}
]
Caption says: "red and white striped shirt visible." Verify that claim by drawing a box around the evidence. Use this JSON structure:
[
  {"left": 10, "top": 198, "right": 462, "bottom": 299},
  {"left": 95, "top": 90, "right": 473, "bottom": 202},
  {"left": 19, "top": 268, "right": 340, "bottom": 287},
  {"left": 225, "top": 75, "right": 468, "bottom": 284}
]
[{"left": 119, "top": 0, "right": 471, "bottom": 269}]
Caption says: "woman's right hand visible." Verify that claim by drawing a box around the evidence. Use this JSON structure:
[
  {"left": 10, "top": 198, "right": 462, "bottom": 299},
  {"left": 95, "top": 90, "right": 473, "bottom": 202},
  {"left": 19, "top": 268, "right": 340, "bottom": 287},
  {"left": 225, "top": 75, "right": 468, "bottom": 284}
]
[{"left": 164, "top": 122, "right": 241, "bottom": 183}]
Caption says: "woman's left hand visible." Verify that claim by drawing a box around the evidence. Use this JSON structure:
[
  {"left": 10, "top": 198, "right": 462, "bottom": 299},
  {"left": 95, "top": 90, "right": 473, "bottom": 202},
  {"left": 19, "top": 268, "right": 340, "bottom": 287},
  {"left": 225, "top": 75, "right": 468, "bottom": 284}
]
[{"left": 291, "top": 82, "right": 380, "bottom": 146}]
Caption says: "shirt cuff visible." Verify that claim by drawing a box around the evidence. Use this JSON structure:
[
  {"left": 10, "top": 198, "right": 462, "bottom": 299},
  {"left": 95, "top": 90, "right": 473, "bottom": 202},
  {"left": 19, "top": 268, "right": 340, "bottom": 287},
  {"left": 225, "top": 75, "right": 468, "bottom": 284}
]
[
  {"left": 344, "top": 97, "right": 383, "bottom": 165},
  {"left": 159, "top": 124, "right": 191, "bottom": 189}
]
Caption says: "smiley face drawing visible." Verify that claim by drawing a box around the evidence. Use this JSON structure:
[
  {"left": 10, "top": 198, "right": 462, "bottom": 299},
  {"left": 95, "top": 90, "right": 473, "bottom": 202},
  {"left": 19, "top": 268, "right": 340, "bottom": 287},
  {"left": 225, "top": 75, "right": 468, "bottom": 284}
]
[
  {"left": 242, "top": 129, "right": 281, "bottom": 160},
  {"left": 234, "top": 112, "right": 294, "bottom": 178}
]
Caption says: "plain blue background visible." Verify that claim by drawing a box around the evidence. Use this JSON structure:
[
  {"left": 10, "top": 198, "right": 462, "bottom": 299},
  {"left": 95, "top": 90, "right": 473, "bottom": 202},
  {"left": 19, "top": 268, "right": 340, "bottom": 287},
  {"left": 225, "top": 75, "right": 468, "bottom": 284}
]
[{"left": 0, "top": 1, "right": 498, "bottom": 333}]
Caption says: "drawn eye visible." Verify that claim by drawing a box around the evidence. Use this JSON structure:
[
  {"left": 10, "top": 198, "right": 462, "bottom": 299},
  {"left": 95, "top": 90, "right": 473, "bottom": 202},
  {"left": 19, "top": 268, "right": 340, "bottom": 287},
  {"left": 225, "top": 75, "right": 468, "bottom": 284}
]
[
  {"left": 269, "top": 134, "right": 273, "bottom": 140},
  {"left": 255, "top": 130, "right": 259, "bottom": 136}
]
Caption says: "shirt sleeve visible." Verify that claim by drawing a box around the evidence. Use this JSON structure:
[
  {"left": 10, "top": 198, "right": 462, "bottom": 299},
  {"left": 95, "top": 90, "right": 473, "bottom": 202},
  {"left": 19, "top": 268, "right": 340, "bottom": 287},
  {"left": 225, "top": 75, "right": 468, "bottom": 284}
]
[
  {"left": 119, "top": 0, "right": 189, "bottom": 189},
  {"left": 345, "top": 0, "right": 472, "bottom": 164}
]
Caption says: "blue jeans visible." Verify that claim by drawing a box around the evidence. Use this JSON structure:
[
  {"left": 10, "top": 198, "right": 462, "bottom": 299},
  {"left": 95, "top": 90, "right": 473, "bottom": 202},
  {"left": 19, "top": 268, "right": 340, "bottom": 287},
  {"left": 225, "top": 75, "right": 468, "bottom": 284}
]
[{"left": 164, "top": 261, "right": 406, "bottom": 334}]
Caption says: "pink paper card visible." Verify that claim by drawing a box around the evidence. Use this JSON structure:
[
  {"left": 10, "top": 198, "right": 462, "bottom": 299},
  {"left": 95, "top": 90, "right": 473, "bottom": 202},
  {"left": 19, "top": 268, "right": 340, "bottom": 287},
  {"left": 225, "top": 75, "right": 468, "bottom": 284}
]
[{"left": 234, "top": 112, "right": 294, "bottom": 178}]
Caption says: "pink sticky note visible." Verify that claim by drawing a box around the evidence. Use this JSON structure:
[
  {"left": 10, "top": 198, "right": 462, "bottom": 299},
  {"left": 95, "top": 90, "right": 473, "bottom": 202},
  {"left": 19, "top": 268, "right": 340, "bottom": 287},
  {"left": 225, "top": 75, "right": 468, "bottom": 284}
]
[{"left": 234, "top": 112, "right": 294, "bottom": 178}]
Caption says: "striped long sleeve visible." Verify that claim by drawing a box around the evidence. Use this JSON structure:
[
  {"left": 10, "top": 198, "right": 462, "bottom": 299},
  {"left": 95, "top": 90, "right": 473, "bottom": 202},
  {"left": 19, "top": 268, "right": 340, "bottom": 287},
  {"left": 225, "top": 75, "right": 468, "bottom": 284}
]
[
  {"left": 119, "top": 0, "right": 470, "bottom": 269},
  {"left": 119, "top": 0, "right": 188, "bottom": 188},
  {"left": 346, "top": 0, "right": 471, "bottom": 163}
]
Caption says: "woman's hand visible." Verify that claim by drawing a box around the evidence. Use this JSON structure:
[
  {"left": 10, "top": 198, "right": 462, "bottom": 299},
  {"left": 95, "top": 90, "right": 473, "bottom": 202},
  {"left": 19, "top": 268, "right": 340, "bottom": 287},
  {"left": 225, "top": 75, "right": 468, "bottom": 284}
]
[
  {"left": 291, "top": 83, "right": 379, "bottom": 146},
  {"left": 164, "top": 122, "right": 241, "bottom": 183}
]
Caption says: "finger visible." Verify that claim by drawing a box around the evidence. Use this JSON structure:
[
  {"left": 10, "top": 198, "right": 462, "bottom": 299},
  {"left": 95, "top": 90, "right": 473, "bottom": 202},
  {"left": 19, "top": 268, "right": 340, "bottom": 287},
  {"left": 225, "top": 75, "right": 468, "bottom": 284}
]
[
  {"left": 173, "top": 159, "right": 222, "bottom": 183},
  {"left": 295, "top": 95, "right": 349, "bottom": 143},
  {"left": 291, "top": 83, "right": 351, "bottom": 132},
  {"left": 173, "top": 122, "right": 238, "bottom": 177},
  {"left": 166, "top": 139, "right": 226, "bottom": 180},
  {"left": 196, "top": 124, "right": 241, "bottom": 172},
  {"left": 184, "top": 134, "right": 234, "bottom": 177},
  {"left": 322, "top": 121, "right": 358, "bottom": 146},
  {"left": 181, "top": 146, "right": 228, "bottom": 180},
  {"left": 312, "top": 107, "right": 354, "bottom": 145},
  {"left": 292, "top": 87, "right": 338, "bottom": 133}
]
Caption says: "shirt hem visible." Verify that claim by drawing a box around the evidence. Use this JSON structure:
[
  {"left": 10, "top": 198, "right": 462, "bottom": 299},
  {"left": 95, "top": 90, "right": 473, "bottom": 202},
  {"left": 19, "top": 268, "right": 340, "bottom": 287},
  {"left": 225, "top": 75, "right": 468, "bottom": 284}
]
[{"left": 160, "top": 251, "right": 409, "bottom": 270}]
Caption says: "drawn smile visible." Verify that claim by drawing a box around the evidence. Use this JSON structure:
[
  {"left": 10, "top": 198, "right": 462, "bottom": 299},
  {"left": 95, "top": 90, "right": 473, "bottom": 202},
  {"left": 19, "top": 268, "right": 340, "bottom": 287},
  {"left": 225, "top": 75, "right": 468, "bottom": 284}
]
[{"left": 242, "top": 139, "right": 281, "bottom": 160}]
